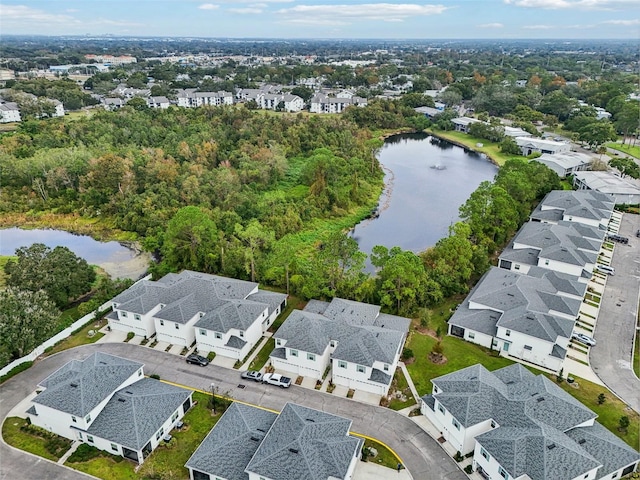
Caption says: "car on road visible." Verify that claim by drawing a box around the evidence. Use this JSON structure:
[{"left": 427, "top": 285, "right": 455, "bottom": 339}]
[
  {"left": 572, "top": 332, "right": 597, "bottom": 347},
  {"left": 241, "top": 370, "right": 263, "bottom": 382},
  {"left": 185, "top": 354, "right": 210, "bottom": 366},
  {"left": 262, "top": 373, "right": 292, "bottom": 388}
]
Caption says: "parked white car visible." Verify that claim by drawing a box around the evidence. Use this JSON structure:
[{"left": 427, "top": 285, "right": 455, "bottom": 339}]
[
  {"left": 262, "top": 373, "right": 292, "bottom": 388},
  {"left": 572, "top": 332, "right": 596, "bottom": 347}
]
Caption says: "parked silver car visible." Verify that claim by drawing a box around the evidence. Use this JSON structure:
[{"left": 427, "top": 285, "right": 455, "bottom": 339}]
[
  {"left": 572, "top": 332, "right": 596, "bottom": 347},
  {"left": 240, "top": 370, "right": 263, "bottom": 382}
]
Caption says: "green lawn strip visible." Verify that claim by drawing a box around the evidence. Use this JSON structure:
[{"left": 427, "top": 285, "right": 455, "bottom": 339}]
[
  {"left": 2, "top": 417, "right": 72, "bottom": 461},
  {"left": 425, "top": 129, "right": 527, "bottom": 167},
  {"left": 250, "top": 338, "right": 275, "bottom": 371},
  {"left": 634, "top": 331, "right": 640, "bottom": 379},
  {"left": 44, "top": 318, "right": 106, "bottom": 356},
  {"left": 267, "top": 294, "right": 306, "bottom": 333},
  {"left": 68, "top": 456, "right": 137, "bottom": 480},
  {"left": 360, "top": 438, "right": 402, "bottom": 470},
  {"left": 388, "top": 367, "right": 417, "bottom": 411},
  {"left": 606, "top": 142, "right": 640, "bottom": 159},
  {"left": 406, "top": 333, "right": 513, "bottom": 396}
]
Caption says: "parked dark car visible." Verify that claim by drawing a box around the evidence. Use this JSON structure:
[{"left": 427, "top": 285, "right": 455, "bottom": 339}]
[
  {"left": 606, "top": 234, "right": 629, "bottom": 244},
  {"left": 186, "top": 354, "right": 209, "bottom": 366}
]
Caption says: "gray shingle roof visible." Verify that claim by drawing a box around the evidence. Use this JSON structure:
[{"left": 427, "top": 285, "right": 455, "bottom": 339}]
[
  {"left": 245, "top": 403, "right": 361, "bottom": 480},
  {"left": 449, "top": 267, "right": 580, "bottom": 344},
  {"left": 530, "top": 190, "right": 614, "bottom": 225},
  {"left": 247, "top": 290, "right": 287, "bottom": 313},
  {"left": 87, "top": 378, "right": 192, "bottom": 451},
  {"left": 273, "top": 297, "right": 409, "bottom": 367},
  {"left": 428, "top": 363, "right": 626, "bottom": 480},
  {"left": 226, "top": 335, "right": 247, "bottom": 349},
  {"left": 34, "top": 352, "right": 143, "bottom": 417},
  {"left": 195, "top": 300, "right": 268, "bottom": 332},
  {"left": 185, "top": 402, "right": 277, "bottom": 480}
]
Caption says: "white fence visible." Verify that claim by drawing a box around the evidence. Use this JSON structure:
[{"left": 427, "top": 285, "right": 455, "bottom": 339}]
[{"left": 0, "top": 274, "right": 152, "bottom": 378}]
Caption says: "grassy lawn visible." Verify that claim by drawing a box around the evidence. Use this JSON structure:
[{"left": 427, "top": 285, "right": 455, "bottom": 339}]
[
  {"left": 267, "top": 294, "right": 307, "bottom": 333},
  {"left": 606, "top": 142, "right": 640, "bottom": 159},
  {"left": 634, "top": 331, "right": 640, "bottom": 379},
  {"left": 68, "top": 455, "right": 137, "bottom": 480},
  {"left": 360, "top": 437, "right": 402, "bottom": 470},
  {"left": 249, "top": 338, "right": 275, "bottom": 371},
  {"left": 44, "top": 318, "right": 106, "bottom": 356},
  {"left": 426, "top": 129, "right": 527, "bottom": 167},
  {"left": 2, "top": 417, "right": 73, "bottom": 461}
]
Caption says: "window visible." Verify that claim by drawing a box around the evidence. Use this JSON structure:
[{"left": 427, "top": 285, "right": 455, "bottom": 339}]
[
  {"left": 121, "top": 312, "right": 128, "bottom": 318},
  {"left": 172, "top": 411, "right": 179, "bottom": 422},
  {"left": 71, "top": 416, "right": 77, "bottom": 423},
  {"left": 239, "top": 331, "right": 244, "bottom": 338},
  {"left": 452, "top": 418, "right": 460, "bottom": 430},
  {"left": 307, "top": 353, "right": 315, "bottom": 361},
  {"left": 468, "top": 332, "right": 475, "bottom": 339},
  {"left": 138, "top": 369, "right": 142, "bottom": 376},
  {"left": 159, "top": 319, "right": 164, "bottom": 326},
  {"left": 503, "top": 343, "right": 510, "bottom": 352},
  {"left": 383, "top": 364, "right": 389, "bottom": 372},
  {"left": 338, "top": 361, "right": 347, "bottom": 369},
  {"left": 112, "top": 303, "right": 117, "bottom": 310},
  {"left": 85, "top": 414, "right": 91, "bottom": 423},
  {"left": 87, "top": 435, "right": 94, "bottom": 443},
  {"left": 78, "top": 432, "right": 83, "bottom": 440},
  {"left": 175, "top": 323, "right": 179, "bottom": 330},
  {"left": 491, "top": 420, "right": 496, "bottom": 428},
  {"left": 330, "top": 341, "right": 336, "bottom": 348},
  {"left": 276, "top": 339, "right": 281, "bottom": 346},
  {"left": 544, "top": 259, "right": 550, "bottom": 266},
  {"left": 356, "top": 365, "right": 366, "bottom": 373},
  {"left": 290, "top": 349, "right": 298, "bottom": 357},
  {"left": 199, "top": 312, "right": 204, "bottom": 318},
  {"left": 215, "top": 332, "right": 222, "bottom": 339},
  {"left": 156, "top": 428, "right": 164, "bottom": 441},
  {"left": 524, "top": 345, "right": 532, "bottom": 351},
  {"left": 111, "top": 443, "right": 118, "bottom": 452},
  {"left": 514, "top": 264, "right": 520, "bottom": 270},
  {"left": 480, "top": 447, "right": 490, "bottom": 461},
  {"left": 134, "top": 314, "right": 141, "bottom": 321},
  {"left": 498, "top": 466, "right": 509, "bottom": 479},
  {"left": 505, "top": 330, "right": 511, "bottom": 337},
  {"left": 437, "top": 403, "right": 445, "bottom": 414},
  {"left": 200, "top": 329, "right": 207, "bottom": 336}
]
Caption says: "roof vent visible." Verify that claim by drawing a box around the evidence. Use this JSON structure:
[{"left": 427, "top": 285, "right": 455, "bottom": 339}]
[
  {"left": 125, "top": 390, "right": 133, "bottom": 395},
  {"left": 536, "top": 397, "right": 545, "bottom": 402},
  {"left": 99, "top": 361, "right": 107, "bottom": 365},
  {"left": 250, "top": 436, "right": 260, "bottom": 442},
  {"left": 526, "top": 315, "right": 535, "bottom": 320},
  {"left": 469, "top": 376, "right": 477, "bottom": 380},
  {"left": 578, "top": 439, "right": 586, "bottom": 445},
  {"left": 547, "top": 443, "right": 556, "bottom": 450},
  {"left": 256, "top": 428, "right": 265, "bottom": 433},
  {"left": 306, "top": 418, "right": 315, "bottom": 422},
  {"left": 118, "top": 398, "right": 126, "bottom": 403},
  {"left": 507, "top": 293, "right": 514, "bottom": 297},
  {"left": 70, "top": 383, "right": 78, "bottom": 388},
  {"left": 505, "top": 381, "right": 514, "bottom": 385},
  {"left": 289, "top": 448, "right": 299, "bottom": 454}
]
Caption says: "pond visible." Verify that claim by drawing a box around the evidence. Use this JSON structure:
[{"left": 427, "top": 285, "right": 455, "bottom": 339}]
[
  {"left": 351, "top": 133, "right": 497, "bottom": 259},
  {"left": 0, "top": 227, "right": 151, "bottom": 280}
]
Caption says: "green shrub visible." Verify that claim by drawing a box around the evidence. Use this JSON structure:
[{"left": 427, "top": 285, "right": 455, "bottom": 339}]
[
  {"left": 401, "top": 348, "right": 414, "bottom": 361},
  {"left": 125, "top": 332, "right": 135, "bottom": 342},
  {"left": 67, "top": 443, "right": 103, "bottom": 463},
  {"left": 0, "top": 361, "right": 34, "bottom": 384},
  {"left": 464, "top": 465, "right": 473, "bottom": 474}
]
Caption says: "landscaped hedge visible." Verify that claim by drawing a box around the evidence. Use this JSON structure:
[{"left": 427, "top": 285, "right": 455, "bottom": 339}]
[{"left": 0, "top": 361, "right": 33, "bottom": 384}]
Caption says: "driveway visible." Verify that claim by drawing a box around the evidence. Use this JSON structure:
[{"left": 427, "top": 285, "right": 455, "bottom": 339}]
[
  {"left": 589, "top": 213, "right": 640, "bottom": 413},
  {"left": 0, "top": 343, "right": 466, "bottom": 480}
]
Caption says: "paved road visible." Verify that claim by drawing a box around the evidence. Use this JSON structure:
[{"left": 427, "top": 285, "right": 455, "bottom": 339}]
[
  {"left": 1, "top": 343, "right": 466, "bottom": 480},
  {"left": 589, "top": 213, "right": 640, "bottom": 413}
]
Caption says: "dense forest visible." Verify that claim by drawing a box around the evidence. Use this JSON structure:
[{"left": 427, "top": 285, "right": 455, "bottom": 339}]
[{"left": 0, "top": 103, "right": 561, "bottom": 317}]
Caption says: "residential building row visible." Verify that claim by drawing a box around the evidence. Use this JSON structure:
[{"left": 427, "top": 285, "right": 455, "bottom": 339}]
[
  {"left": 0, "top": 95, "right": 65, "bottom": 123},
  {"left": 24, "top": 350, "right": 362, "bottom": 479},
  {"left": 107, "top": 270, "right": 287, "bottom": 361},
  {"left": 421, "top": 363, "right": 639, "bottom": 480},
  {"left": 448, "top": 190, "right": 615, "bottom": 372},
  {"left": 270, "top": 298, "right": 410, "bottom": 396},
  {"left": 27, "top": 352, "right": 193, "bottom": 464}
]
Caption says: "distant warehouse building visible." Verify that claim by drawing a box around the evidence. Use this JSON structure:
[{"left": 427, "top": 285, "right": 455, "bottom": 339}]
[{"left": 573, "top": 171, "right": 640, "bottom": 205}]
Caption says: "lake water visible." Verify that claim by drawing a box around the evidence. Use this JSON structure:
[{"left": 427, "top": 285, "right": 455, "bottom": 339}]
[
  {"left": 351, "top": 133, "right": 497, "bottom": 258},
  {"left": 0, "top": 227, "right": 150, "bottom": 280}
]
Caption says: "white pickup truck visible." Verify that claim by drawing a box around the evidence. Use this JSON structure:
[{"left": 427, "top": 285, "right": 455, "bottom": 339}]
[{"left": 262, "top": 373, "right": 292, "bottom": 388}]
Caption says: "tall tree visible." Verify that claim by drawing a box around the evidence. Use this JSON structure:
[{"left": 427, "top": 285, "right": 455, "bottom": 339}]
[
  {"left": 0, "top": 288, "right": 60, "bottom": 363},
  {"left": 5, "top": 243, "right": 96, "bottom": 308},
  {"left": 316, "top": 231, "right": 367, "bottom": 298},
  {"left": 235, "top": 219, "right": 274, "bottom": 282},
  {"left": 162, "top": 206, "right": 219, "bottom": 272}
]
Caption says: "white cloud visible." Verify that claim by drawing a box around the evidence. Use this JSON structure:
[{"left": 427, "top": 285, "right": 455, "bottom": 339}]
[
  {"left": 280, "top": 18, "right": 351, "bottom": 26},
  {"left": 523, "top": 24, "right": 554, "bottom": 29},
  {"left": 601, "top": 18, "right": 640, "bottom": 25},
  {"left": 198, "top": 3, "right": 220, "bottom": 10},
  {"left": 228, "top": 7, "right": 263, "bottom": 13},
  {"left": 66, "top": 8, "right": 79, "bottom": 13},
  {"left": 0, "top": 4, "right": 78, "bottom": 25},
  {"left": 504, "top": 0, "right": 637, "bottom": 10},
  {"left": 278, "top": 3, "right": 449, "bottom": 24},
  {"left": 478, "top": 22, "right": 504, "bottom": 28}
]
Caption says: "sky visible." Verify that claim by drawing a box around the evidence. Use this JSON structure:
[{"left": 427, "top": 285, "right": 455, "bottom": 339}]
[{"left": 1, "top": 0, "right": 639, "bottom": 39}]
